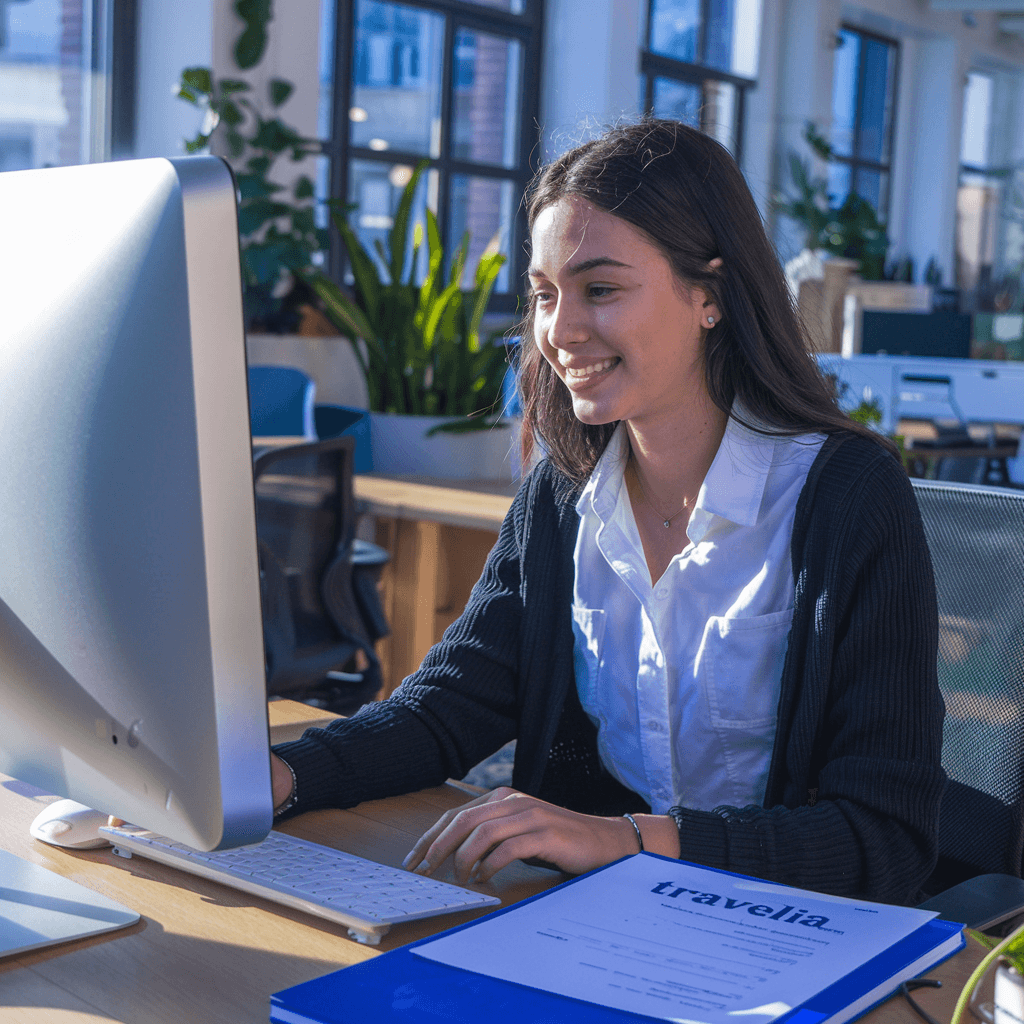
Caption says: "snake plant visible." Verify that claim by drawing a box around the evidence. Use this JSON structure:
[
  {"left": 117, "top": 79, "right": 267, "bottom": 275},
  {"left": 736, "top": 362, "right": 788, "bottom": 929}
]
[{"left": 308, "top": 161, "right": 510, "bottom": 433}]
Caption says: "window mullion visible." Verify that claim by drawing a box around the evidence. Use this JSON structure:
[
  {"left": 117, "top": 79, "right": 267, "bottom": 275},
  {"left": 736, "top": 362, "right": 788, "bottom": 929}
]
[
  {"left": 328, "top": 0, "right": 356, "bottom": 284},
  {"left": 437, "top": 13, "right": 457, "bottom": 259}
]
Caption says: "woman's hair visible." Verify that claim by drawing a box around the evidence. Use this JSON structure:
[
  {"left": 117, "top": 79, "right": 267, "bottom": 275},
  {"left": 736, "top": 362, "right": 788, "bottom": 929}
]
[{"left": 517, "top": 118, "right": 896, "bottom": 485}]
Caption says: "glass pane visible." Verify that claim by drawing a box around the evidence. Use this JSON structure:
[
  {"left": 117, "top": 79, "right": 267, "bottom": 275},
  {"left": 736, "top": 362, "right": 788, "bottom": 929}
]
[
  {"left": 351, "top": 0, "right": 444, "bottom": 158},
  {"left": 451, "top": 28, "right": 521, "bottom": 169},
  {"left": 448, "top": 175, "right": 515, "bottom": 293},
  {"left": 650, "top": 0, "right": 700, "bottom": 64},
  {"left": 652, "top": 77, "right": 701, "bottom": 128},
  {"left": 701, "top": 79, "right": 737, "bottom": 153},
  {"left": 853, "top": 167, "right": 885, "bottom": 212},
  {"left": 830, "top": 29, "right": 859, "bottom": 158},
  {"left": 705, "top": 0, "right": 734, "bottom": 72},
  {"left": 347, "top": 159, "right": 439, "bottom": 284},
  {"left": 961, "top": 71, "right": 993, "bottom": 169},
  {"left": 856, "top": 36, "right": 896, "bottom": 165},
  {"left": 729, "top": 0, "right": 761, "bottom": 77},
  {"left": 827, "top": 161, "right": 852, "bottom": 207},
  {"left": 0, "top": 0, "right": 109, "bottom": 169}
]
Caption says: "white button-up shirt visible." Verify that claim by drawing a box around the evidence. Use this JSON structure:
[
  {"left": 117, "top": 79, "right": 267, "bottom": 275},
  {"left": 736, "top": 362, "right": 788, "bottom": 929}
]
[{"left": 571, "top": 417, "right": 825, "bottom": 814}]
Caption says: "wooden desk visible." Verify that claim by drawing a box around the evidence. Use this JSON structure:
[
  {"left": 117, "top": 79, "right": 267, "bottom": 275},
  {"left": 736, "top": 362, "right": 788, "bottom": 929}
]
[
  {"left": 0, "top": 701, "right": 988, "bottom": 1024},
  {"left": 354, "top": 475, "right": 517, "bottom": 696},
  {"left": 0, "top": 702, "right": 559, "bottom": 1023}
]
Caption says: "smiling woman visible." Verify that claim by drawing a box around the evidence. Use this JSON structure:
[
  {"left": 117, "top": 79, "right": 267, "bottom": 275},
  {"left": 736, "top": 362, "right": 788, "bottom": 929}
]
[{"left": 269, "top": 119, "right": 945, "bottom": 907}]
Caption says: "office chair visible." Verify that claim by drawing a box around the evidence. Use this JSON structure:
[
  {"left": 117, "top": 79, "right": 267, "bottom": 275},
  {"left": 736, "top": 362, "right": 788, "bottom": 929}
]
[
  {"left": 248, "top": 365, "right": 317, "bottom": 439},
  {"left": 912, "top": 479, "right": 1024, "bottom": 929},
  {"left": 253, "top": 437, "right": 389, "bottom": 714}
]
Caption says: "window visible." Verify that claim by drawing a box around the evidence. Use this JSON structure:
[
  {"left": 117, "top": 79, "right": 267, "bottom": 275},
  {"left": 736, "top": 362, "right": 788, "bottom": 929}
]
[
  {"left": 640, "top": 0, "right": 761, "bottom": 158},
  {"left": 0, "top": 0, "right": 131, "bottom": 171},
  {"left": 828, "top": 26, "right": 898, "bottom": 218},
  {"left": 320, "top": 0, "right": 541, "bottom": 311},
  {"left": 955, "top": 70, "right": 1022, "bottom": 305}
]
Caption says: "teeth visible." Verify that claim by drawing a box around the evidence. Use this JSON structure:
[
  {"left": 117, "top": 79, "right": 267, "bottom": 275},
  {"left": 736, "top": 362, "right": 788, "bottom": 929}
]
[{"left": 565, "top": 358, "right": 616, "bottom": 378}]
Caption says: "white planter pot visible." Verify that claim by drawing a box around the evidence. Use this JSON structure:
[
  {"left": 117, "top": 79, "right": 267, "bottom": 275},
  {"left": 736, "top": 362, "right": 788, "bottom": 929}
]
[
  {"left": 369, "top": 411, "right": 519, "bottom": 481},
  {"left": 996, "top": 964, "right": 1024, "bottom": 1024}
]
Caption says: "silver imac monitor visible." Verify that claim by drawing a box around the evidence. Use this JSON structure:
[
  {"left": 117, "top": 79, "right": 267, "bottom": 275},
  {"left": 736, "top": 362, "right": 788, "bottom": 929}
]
[{"left": 0, "top": 156, "right": 273, "bottom": 853}]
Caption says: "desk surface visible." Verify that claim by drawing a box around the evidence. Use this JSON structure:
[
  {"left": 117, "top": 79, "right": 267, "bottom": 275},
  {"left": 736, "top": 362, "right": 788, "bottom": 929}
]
[
  {"left": 354, "top": 474, "right": 517, "bottom": 532},
  {"left": 0, "top": 702, "right": 985, "bottom": 1024}
]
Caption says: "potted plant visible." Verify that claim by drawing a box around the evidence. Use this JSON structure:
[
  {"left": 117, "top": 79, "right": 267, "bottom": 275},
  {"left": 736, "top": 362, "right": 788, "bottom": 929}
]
[
  {"left": 307, "top": 161, "right": 516, "bottom": 480},
  {"left": 774, "top": 121, "right": 891, "bottom": 280},
  {"left": 954, "top": 921, "right": 1024, "bottom": 1024}
]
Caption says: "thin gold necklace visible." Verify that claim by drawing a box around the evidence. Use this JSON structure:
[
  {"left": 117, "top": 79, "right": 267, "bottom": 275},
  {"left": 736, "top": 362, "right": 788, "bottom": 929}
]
[{"left": 630, "top": 459, "right": 688, "bottom": 529}]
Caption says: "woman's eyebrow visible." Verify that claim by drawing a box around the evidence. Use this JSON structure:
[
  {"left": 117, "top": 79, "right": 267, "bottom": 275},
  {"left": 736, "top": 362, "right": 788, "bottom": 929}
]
[{"left": 528, "top": 256, "right": 632, "bottom": 278}]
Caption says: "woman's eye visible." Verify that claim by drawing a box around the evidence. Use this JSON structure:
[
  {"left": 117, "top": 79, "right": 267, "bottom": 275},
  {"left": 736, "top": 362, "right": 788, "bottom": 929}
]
[
  {"left": 588, "top": 285, "right": 615, "bottom": 298},
  {"left": 532, "top": 289, "right": 554, "bottom": 305}
]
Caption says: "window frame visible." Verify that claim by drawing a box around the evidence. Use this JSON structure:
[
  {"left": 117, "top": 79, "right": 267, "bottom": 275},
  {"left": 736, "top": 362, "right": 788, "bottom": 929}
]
[
  {"left": 828, "top": 23, "right": 900, "bottom": 221},
  {"left": 324, "top": 0, "right": 544, "bottom": 314},
  {"left": 640, "top": 0, "right": 756, "bottom": 164}
]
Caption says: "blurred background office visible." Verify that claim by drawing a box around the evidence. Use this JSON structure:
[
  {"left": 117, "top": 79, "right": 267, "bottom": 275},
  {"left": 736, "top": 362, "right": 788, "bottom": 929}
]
[{"left": 5, "top": 0, "right": 1024, "bottom": 346}]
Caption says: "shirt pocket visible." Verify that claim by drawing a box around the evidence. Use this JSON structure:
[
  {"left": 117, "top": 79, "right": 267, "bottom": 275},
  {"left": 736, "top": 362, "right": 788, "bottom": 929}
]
[
  {"left": 700, "top": 609, "right": 794, "bottom": 730},
  {"left": 572, "top": 604, "right": 607, "bottom": 717}
]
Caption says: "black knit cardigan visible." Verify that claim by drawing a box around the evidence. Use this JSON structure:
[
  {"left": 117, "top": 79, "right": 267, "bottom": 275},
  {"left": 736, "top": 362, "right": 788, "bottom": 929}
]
[{"left": 274, "top": 432, "right": 946, "bottom": 905}]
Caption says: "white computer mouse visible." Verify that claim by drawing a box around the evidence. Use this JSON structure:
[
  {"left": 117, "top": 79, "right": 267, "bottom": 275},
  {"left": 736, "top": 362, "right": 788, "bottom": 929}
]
[{"left": 29, "top": 799, "right": 113, "bottom": 849}]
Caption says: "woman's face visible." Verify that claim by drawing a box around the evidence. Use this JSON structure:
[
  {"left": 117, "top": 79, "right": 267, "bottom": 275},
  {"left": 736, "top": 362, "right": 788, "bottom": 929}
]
[{"left": 529, "top": 197, "right": 718, "bottom": 430}]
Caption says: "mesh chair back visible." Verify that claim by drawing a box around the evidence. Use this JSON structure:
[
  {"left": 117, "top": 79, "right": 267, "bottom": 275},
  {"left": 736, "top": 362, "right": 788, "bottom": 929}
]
[
  {"left": 913, "top": 479, "right": 1024, "bottom": 888},
  {"left": 253, "top": 438, "right": 382, "bottom": 707}
]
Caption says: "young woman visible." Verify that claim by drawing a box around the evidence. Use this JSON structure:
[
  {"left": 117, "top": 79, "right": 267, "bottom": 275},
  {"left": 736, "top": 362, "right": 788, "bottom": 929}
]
[{"left": 270, "top": 120, "right": 944, "bottom": 905}]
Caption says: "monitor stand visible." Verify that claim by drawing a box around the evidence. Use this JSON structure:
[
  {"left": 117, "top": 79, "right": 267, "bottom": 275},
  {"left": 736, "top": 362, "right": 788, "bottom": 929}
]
[{"left": 0, "top": 848, "right": 139, "bottom": 957}]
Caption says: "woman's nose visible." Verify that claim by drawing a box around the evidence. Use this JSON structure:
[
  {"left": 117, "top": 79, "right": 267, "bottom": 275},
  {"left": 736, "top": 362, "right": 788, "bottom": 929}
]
[{"left": 546, "top": 297, "right": 589, "bottom": 348}]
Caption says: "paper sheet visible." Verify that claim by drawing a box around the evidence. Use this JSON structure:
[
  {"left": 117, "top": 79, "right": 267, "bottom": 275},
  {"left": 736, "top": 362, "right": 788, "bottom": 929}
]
[{"left": 412, "top": 855, "right": 938, "bottom": 1024}]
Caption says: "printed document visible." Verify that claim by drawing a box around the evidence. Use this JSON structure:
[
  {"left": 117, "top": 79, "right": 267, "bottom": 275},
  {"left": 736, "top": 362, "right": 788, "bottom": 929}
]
[{"left": 412, "top": 854, "right": 938, "bottom": 1024}]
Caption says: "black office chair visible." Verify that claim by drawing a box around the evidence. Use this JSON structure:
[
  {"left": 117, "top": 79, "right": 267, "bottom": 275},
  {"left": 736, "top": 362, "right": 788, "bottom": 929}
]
[
  {"left": 912, "top": 479, "right": 1024, "bottom": 929},
  {"left": 253, "top": 437, "right": 389, "bottom": 715}
]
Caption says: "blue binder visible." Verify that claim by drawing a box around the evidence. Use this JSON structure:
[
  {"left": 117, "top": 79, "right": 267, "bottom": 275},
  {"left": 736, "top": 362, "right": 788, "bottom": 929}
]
[{"left": 270, "top": 856, "right": 965, "bottom": 1024}]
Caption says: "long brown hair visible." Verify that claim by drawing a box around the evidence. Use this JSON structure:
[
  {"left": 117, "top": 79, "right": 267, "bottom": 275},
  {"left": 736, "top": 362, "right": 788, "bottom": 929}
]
[{"left": 517, "top": 118, "right": 896, "bottom": 485}]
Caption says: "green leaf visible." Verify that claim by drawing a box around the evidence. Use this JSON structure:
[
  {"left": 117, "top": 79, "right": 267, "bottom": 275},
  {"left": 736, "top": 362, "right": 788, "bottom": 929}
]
[
  {"left": 330, "top": 208, "right": 382, "bottom": 321},
  {"left": 234, "top": 25, "right": 266, "bottom": 70},
  {"left": 218, "top": 78, "right": 250, "bottom": 95},
  {"left": 269, "top": 78, "right": 293, "bottom": 107},
  {"left": 466, "top": 252, "right": 506, "bottom": 350},
  {"left": 180, "top": 67, "right": 213, "bottom": 95},
  {"left": 293, "top": 175, "right": 314, "bottom": 200},
  {"left": 220, "top": 99, "right": 244, "bottom": 127},
  {"left": 235, "top": 173, "right": 282, "bottom": 201},
  {"left": 389, "top": 159, "right": 430, "bottom": 287},
  {"left": 310, "top": 275, "right": 375, "bottom": 347}
]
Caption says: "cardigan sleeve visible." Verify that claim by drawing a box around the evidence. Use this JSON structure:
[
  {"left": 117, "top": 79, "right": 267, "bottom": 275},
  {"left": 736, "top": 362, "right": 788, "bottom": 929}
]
[
  {"left": 271, "top": 474, "right": 533, "bottom": 817},
  {"left": 667, "top": 440, "right": 945, "bottom": 904}
]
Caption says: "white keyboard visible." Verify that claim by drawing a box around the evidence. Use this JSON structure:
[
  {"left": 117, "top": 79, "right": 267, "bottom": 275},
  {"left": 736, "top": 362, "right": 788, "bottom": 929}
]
[{"left": 99, "top": 825, "right": 500, "bottom": 945}]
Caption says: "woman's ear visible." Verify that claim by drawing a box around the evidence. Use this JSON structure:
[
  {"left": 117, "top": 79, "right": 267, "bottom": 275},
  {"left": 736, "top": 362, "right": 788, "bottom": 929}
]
[{"left": 700, "top": 292, "right": 722, "bottom": 329}]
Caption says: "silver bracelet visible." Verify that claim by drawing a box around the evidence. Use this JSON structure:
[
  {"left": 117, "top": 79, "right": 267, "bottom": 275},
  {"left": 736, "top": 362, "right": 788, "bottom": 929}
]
[
  {"left": 273, "top": 757, "right": 299, "bottom": 818},
  {"left": 622, "top": 812, "right": 644, "bottom": 853}
]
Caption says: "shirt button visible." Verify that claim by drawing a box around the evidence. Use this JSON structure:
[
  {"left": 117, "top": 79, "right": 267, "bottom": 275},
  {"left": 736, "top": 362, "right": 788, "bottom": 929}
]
[
  {"left": 655, "top": 588, "right": 668, "bottom": 599},
  {"left": 647, "top": 719, "right": 664, "bottom": 733}
]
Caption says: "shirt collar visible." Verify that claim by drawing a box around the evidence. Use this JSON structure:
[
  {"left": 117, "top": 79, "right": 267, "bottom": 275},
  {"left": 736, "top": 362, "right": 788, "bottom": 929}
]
[
  {"left": 694, "top": 411, "right": 776, "bottom": 528},
  {"left": 574, "top": 410, "right": 778, "bottom": 529},
  {"left": 575, "top": 424, "right": 629, "bottom": 524}
]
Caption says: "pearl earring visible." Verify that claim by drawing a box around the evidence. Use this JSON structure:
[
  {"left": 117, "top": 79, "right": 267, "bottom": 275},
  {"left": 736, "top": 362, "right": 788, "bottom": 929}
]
[{"left": 706, "top": 315, "right": 716, "bottom": 326}]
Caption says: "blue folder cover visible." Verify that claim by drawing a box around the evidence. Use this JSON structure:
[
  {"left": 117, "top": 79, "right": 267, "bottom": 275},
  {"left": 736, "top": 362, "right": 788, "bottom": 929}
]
[{"left": 270, "top": 857, "right": 965, "bottom": 1024}]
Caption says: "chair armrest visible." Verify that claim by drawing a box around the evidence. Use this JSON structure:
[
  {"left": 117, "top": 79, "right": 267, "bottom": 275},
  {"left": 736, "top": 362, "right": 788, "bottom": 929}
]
[{"left": 918, "top": 874, "right": 1024, "bottom": 930}]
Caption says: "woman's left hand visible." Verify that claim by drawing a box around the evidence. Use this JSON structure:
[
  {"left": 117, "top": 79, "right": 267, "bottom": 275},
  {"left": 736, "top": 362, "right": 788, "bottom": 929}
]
[{"left": 402, "top": 787, "right": 646, "bottom": 883}]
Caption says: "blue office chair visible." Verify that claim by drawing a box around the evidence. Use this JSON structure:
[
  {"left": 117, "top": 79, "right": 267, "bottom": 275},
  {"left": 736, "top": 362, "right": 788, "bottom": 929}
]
[{"left": 248, "top": 365, "right": 317, "bottom": 439}]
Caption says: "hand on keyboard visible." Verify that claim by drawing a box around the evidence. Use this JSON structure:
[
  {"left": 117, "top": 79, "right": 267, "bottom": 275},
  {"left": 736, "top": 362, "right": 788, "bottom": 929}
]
[{"left": 401, "top": 786, "right": 651, "bottom": 884}]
